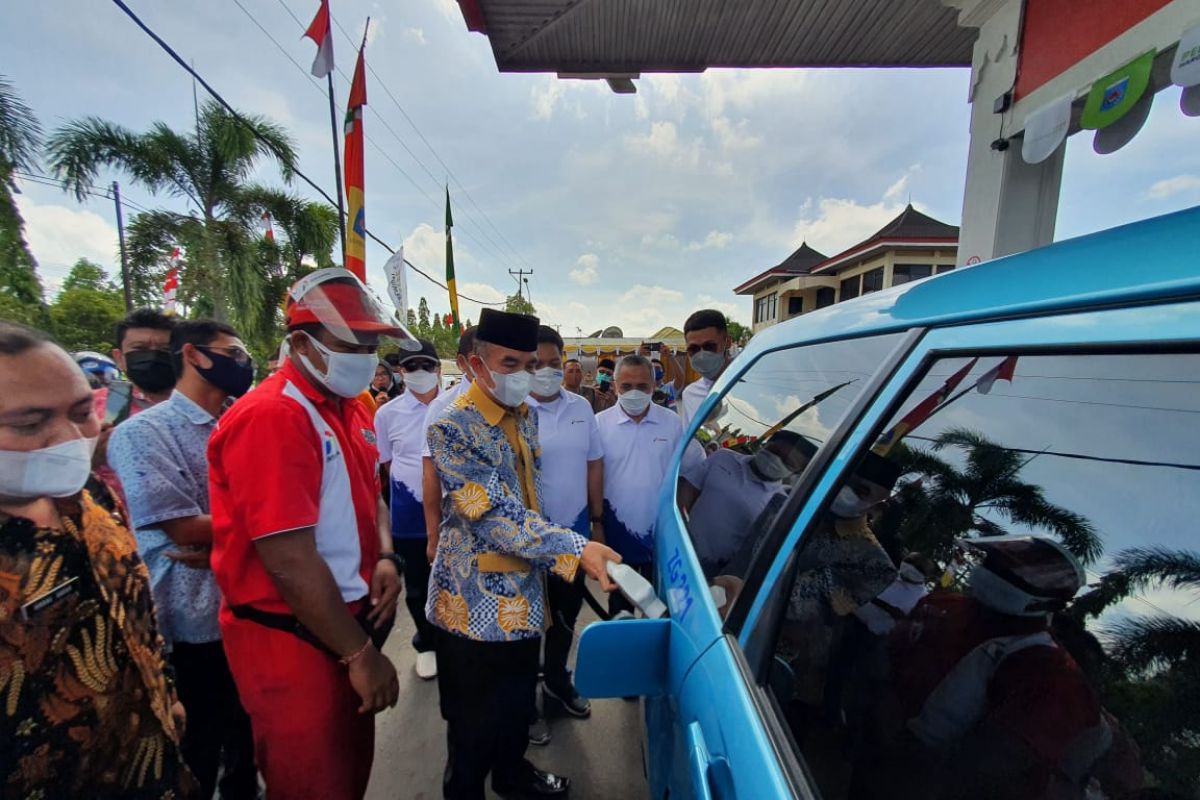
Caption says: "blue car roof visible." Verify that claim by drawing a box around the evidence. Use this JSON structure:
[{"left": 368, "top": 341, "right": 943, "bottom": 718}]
[{"left": 741, "top": 204, "right": 1200, "bottom": 360}]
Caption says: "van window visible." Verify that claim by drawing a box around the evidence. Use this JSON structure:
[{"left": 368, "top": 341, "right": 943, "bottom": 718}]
[
  {"left": 740, "top": 351, "right": 1200, "bottom": 800},
  {"left": 676, "top": 333, "right": 903, "bottom": 581}
]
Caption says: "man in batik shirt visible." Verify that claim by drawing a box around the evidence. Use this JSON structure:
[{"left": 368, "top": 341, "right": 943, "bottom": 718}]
[
  {"left": 0, "top": 321, "right": 193, "bottom": 798},
  {"left": 425, "top": 308, "right": 621, "bottom": 800}
]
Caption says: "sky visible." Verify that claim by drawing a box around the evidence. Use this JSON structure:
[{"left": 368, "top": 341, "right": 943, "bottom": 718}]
[{"left": 5, "top": 0, "right": 1200, "bottom": 338}]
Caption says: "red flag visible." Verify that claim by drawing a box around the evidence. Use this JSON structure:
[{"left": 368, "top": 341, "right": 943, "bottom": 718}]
[
  {"left": 343, "top": 35, "right": 367, "bottom": 280},
  {"left": 261, "top": 211, "right": 275, "bottom": 242},
  {"left": 303, "top": 0, "right": 334, "bottom": 78},
  {"left": 873, "top": 357, "right": 979, "bottom": 454},
  {"left": 976, "top": 355, "right": 1018, "bottom": 395},
  {"left": 163, "top": 252, "right": 180, "bottom": 315}
]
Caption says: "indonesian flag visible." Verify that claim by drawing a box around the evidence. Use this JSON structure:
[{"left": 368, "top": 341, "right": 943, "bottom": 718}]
[
  {"left": 343, "top": 37, "right": 367, "bottom": 280},
  {"left": 303, "top": 0, "right": 334, "bottom": 78},
  {"left": 975, "top": 355, "right": 1018, "bottom": 395},
  {"left": 163, "top": 248, "right": 181, "bottom": 315},
  {"left": 261, "top": 211, "right": 275, "bottom": 242},
  {"left": 873, "top": 357, "right": 979, "bottom": 455}
]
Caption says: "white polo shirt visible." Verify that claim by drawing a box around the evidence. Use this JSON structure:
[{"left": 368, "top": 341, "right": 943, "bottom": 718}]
[
  {"left": 596, "top": 401, "right": 701, "bottom": 564},
  {"left": 679, "top": 376, "right": 715, "bottom": 432},
  {"left": 375, "top": 389, "right": 436, "bottom": 488},
  {"left": 421, "top": 378, "right": 469, "bottom": 457},
  {"left": 527, "top": 389, "right": 603, "bottom": 536},
  {"left": 681, "top": 449, "right": 785, "bottom": 574}
]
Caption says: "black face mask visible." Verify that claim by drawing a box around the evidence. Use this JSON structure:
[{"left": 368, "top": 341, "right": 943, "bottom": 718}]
[
  {"left": 124, "top": 350, "right": 176, "bottom": 394},
  {"left": 196, "top": 347, "right": 255, "bottom": 398}
]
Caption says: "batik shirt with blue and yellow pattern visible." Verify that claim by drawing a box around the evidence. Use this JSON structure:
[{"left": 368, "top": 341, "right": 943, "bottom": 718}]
[{"left": 426, "top": 381, "right": 587, "bottom": 642}]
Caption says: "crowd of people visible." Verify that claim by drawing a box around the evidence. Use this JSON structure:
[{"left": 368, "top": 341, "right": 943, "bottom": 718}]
[
  {"left": 0, "top": 266, "right": 746, "bottom": 800},
  {"left": 2, "top": 265, "right": 1120, "bottom": 800}
]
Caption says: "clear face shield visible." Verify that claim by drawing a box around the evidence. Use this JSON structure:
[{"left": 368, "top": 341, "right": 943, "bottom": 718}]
[{"left": 287, "top": 268, "right": 420, "bottom": 350}]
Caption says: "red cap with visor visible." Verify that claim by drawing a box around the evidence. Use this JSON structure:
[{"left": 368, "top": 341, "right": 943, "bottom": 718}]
[{"left": 285, "top": 268, "right": 418, "bottom": 349}]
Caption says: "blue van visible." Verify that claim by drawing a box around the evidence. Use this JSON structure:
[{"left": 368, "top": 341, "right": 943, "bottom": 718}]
[{"left": 576, "top": 207, "right": 1200, "bottom": 800}]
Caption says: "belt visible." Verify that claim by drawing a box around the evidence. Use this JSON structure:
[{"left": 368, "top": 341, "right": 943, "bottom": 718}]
[{"left": 229, "top": 602, "right": 385, "bottom": 658}]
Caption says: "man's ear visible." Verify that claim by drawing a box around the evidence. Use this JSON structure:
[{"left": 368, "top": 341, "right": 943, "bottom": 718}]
[
  {"left": 111, "top": 348, "right": 126, "bottom": 372},
  {"left": 182, "top": 342, "right": 211, "bottom": 372}
]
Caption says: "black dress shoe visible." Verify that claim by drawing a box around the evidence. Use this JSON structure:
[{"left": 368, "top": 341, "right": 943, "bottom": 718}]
[{"left": 493, "top": 767, "right": 570, "bottom": 798}]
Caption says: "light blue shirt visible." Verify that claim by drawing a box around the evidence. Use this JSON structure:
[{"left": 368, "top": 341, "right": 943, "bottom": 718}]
[
  {"left": 107, "top": 390, "right": 222, "bottom": 644},
  {"left": 526, "top": 389, "right": 603, "bottom": 536}
]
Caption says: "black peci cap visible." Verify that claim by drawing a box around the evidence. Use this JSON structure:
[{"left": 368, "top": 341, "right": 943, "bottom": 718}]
[
  {"left": 477, "top": 308, "right": 539, "bottom": 352},
  {"left": 856, "top": 451, "right": 903, "bottom": 491}
]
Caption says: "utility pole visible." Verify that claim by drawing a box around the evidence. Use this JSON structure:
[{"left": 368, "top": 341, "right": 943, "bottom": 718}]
[
  {"left": 508, "top": 268, "right": 533, "bottom": 301},
  {"left": 327, "top": 72, "right": 347, "bottom": 255},
  {"left": 112, "top": 181, "right": 132, "bottom": 312}
]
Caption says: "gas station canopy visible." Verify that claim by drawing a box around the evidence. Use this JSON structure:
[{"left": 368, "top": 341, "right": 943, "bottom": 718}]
[{"left": 455, "top": 0, "right": 977, "bottom": 76}]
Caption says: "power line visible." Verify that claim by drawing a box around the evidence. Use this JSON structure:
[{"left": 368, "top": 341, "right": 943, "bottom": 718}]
[
  {"left": 14, "top": 169, "right": 154, "bottom": 215},
  {"left": 318, "top": 1, "right": 531, "bottom": 269},
  {"left": 241, "top": 0, "right": 514, "bottom": 269},
  {"left": 106, "top": 0, "right": 500, "bottom": 307},
  {"left": 904, "top": 434, "right": 1200, "bottom": 472}
]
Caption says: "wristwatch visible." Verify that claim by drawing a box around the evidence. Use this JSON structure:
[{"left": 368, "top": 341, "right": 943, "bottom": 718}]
[{"left": 379, "top": 552, "right": 405, "bottom": 573}]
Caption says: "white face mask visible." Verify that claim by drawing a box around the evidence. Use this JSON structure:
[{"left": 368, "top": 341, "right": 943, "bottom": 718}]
[
  {"left": 830, "top": 486, "right": 872, "bottom": 519},
  {"left": 530, "top": 367, "right": 564, "bottom": 398},
  {"left": 0, "top": 436, "right": 98, "bottom": 499},
  {"left": 751, "top": 449, "right": 789, "bottom": 482},
  {"left": 403, "top": 368, "right": 439, "bottom": 395},
  {"left": 690, "top": 349, "right": 726, "bottom": 380},
  {"left": 298, "top": 333, "right": 377, "bottom": 399},
  {"left": 618, "top": 389, "right": 652, "bottom": 416},
  {"left": 488, "top": 368, "right": 532, "bottom": 407}
]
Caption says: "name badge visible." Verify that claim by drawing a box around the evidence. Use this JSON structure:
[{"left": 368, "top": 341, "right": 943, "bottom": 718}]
[{"left": 20, "top": 576, "right": 80, "bottom": 621}]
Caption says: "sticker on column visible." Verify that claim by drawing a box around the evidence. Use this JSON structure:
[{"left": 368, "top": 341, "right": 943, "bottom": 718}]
[
  {"left": 1173, "top": 23, "right": 1200, "bottom": 116},
  {"left": 1094, "top": 90, "right": 1154, "bottom": 154},
  {"left": 1080, "top": 50, "right": 1156, "bottom": 130},
  {"left": 1022, "top": 93, "right": 1073, "bottom": 164}
]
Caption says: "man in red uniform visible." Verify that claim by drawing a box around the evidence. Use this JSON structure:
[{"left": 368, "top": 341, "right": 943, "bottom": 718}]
[
  {"left": 860, "top": 535, "right": 1106, "bottom": 800},
  {"left": 209, "top": 269, "right": 415, "bottom": 799}
]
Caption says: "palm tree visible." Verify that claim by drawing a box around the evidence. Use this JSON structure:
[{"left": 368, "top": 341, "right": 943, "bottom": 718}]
[
  {"left": 1067, "top": 546, "right": 1200, "bottom": 799},
  {"left": 877, "top": 427, "right": 1103, "bottom": 565},
  {"left": 0, "top": 75, "right": 44, "bottom": 310},
  {"left": 46, "top": 100, "right": 299, "bottom": 335}
]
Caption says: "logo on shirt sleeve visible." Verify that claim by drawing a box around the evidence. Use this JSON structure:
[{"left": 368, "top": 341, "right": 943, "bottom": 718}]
[
  {"left": 322, "top": 429, "right": 341, "bottom": 462},
  {"left": 361, "top": 428, "right": 377, "bottom": 445}
]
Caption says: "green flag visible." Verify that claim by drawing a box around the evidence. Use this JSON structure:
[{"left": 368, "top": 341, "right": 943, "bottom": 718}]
[{"left": 445, "top": 187, "right": 461, "bottom": 330}]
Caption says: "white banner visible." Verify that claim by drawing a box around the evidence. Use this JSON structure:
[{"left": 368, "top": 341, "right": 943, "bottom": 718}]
[{"left": 383, "top": 245, "right": 408, "bottom": 321}]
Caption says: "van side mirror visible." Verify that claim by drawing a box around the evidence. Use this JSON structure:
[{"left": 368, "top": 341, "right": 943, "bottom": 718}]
[{"left": 575, "top": 618, "right": 671, "bottom": 699}]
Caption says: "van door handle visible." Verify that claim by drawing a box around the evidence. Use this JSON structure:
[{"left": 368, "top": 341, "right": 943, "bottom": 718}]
[{"left": 686, "top": 721, "right": 715, "bottom": 800}]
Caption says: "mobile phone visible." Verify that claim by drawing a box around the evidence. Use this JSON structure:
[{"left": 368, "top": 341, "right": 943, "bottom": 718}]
[
  {"left": 104, "top": 380, "right": 134, "bottom": 425},
  {"left": 650, "top": 342, "right": 661, "bottom": 353}
]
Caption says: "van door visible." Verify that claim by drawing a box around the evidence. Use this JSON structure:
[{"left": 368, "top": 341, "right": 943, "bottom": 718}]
[
  {"left": 726, "top": 299, "right": 1200, "bottom": 800},
  {"left": 650, "top": 330, "right": 914, "bottom": 799}
]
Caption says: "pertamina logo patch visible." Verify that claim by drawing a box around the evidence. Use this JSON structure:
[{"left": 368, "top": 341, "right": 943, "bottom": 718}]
[{"left": 361, "top": 428, "right": 377, "bottom": 446}]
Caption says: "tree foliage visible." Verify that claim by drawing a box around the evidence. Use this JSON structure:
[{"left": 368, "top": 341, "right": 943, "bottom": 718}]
[
  {"left": 504, "top": 292, "right": 535, "bottom": 317},
  {"left": 46, "top": 101, "right": 306, "bottom": 350},
  {"left": 0, "top": 75, "right": 44, "bottom": 307}
]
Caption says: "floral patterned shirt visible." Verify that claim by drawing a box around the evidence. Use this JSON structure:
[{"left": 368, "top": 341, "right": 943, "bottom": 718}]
[
  {"left": 0, "top": 491, "right": 193, "bottom": 799},
  {"left": 425, "top": 381, "right": 587, "bottom": 642}
]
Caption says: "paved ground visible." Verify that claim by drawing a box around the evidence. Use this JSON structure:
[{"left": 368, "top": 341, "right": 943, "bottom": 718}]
[{"left": 365, "top": 584, "right": 650, "bottom": 800}]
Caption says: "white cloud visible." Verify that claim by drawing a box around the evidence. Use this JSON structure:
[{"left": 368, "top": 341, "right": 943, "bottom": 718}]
[
  {"left": 529, "top": 77, "right": 606, "bottom": 121},
  {"left": 456, "top": 281, "right": 506, "bottom": 306},
  {"left": 710, "top": 116, "right": 762, "bottom": 151},
  {"left": 569, "top": 253, "right": 600, "bottom": 285},
  {"left": 531, "top": 80, "right": 566, "bottom": 121},
  {"left": 789, "top": 195, "right": 914, "bottom": 255},
  {"left": 17, "top": 195, "right": 119, "bottom": 298},
  {"left": 624, "top": 121, "right": 703, "bottom": 167},
  {"left": 687, "top": 231, "right": 734, "bottom": 251},
  {"left": 1145, "top": 174, "right": 1200, "bottom": 200},
  {"left": 402, "top": 27, "right": 427, "bottom": 45},
  {"left": 617, "top": 284, "right": 684, "bottom": 307},
  {"left": 402, "top": 223, "right": 447, "bottom": 270},
  {"left": 883, "top": 174, "right": 910, "bottom": 202}
]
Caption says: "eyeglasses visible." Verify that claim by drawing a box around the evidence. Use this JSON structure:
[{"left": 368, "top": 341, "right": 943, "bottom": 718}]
[
  {"left": 198, "top": 345, "right": 253, "bottom": 367},
  {"left": 403, "top": 361, "right": 438, "bottom": 373}
]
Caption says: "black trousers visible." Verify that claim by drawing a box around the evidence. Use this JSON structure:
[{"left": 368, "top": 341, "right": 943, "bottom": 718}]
[
  {"left": 543, "top": 573, "right": 584, "bottom": 690},
  {"left": 170, "top": 640, "right": 258, "bottom": 800},
  {"left": 437, "top": 631, "right": 541, "bottom": 800},
  {"left": 394, "top": 538, "right": 436, "bottom": 652}
]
